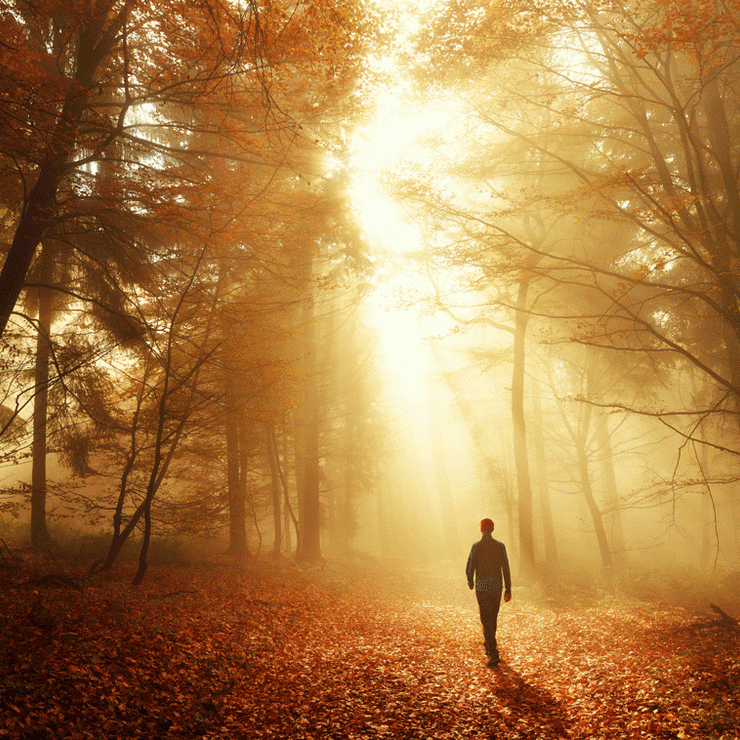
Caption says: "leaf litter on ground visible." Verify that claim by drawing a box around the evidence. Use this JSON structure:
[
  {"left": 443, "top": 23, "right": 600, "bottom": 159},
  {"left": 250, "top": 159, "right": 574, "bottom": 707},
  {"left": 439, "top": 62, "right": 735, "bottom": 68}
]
[{"left": 0, "top": 553, "right": 738, "bottom": 739}]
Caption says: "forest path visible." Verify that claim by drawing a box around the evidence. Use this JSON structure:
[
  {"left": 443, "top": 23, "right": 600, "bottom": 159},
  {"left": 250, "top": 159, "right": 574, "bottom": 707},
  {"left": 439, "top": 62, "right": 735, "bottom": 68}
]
[
  {"left": 1, "top": 556, "right": 738, "bottom": 739},
  {"left": 237, "top": 561, "right": 737, "bottom": 740}
]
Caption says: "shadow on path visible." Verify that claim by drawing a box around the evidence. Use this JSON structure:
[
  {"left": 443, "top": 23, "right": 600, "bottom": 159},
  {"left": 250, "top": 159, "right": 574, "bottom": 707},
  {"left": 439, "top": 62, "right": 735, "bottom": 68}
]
[{"left": 484, "top": 661, "right": 570, "bottom": 738}]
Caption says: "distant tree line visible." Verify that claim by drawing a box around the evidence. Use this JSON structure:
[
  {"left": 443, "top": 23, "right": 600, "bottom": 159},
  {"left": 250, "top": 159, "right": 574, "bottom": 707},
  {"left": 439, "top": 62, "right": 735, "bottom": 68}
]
[{"left": 395, "top": 0, "right": 740, "bottom": 579}]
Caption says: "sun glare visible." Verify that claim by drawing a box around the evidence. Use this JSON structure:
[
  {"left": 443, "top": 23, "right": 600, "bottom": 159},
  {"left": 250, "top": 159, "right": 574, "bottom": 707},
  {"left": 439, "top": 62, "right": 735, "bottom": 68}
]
[
  {"left": 350, "top": 104, "right": 447, "bottom": 247},
  {"left": 346, "top": 0, "right": 471, "bottom": 388}
]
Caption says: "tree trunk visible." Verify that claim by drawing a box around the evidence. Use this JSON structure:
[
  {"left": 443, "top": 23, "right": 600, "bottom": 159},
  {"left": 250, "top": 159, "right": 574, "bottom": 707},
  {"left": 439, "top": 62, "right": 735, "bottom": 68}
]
[
  {"left": 133, "top": 498, "right": 152, "bottom": 586},
  {"left": 0, "top": 168, "right": 56, "bottom": 336},
  {"left": 238, "top": 409, "right": 251, "bottom": 557},
  {"left": 0, "top": 7, "right": 128, "bottom": 338},
  {"left": 30, "top": 244, "right": 54, "bottom": 546},
  {"left": 530, "top": 377, "right": 558, "bottom": 572},
  {"left": 267, "top": 421, "right": 282, "bottom": 558},
  {"left": 296, "top": 280, "right": 321, "bottom": 562},
  {"left": 594, "top": 411, "right": 625, "bottom": 565},
  {"left": 576, "top": 440, "right": 614, "bottom": 582},
  {"left": 512, "top": 277, "right": 536, "bottom": 577},
  {"left": 279, "top": 421, "right": 298, "bottom": 556},
  {"left": 225, "top": 375, "right": 247, "bottom": 558}
]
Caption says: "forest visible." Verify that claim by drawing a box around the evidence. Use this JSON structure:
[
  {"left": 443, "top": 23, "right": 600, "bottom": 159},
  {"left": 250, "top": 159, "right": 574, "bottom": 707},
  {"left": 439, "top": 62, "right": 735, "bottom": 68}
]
[{"left": 1, "top": 0, "right": 739, "bottom": 738}]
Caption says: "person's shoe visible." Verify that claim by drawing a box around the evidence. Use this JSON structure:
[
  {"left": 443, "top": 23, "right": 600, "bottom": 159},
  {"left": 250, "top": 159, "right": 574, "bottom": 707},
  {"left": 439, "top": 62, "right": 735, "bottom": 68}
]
[{"left": 487, "top": 655, "right": 500, "bottom": 667}]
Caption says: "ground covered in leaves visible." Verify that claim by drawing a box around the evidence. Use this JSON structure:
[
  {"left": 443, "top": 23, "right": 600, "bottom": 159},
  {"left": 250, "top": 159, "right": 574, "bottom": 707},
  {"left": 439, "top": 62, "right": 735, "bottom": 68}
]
[{"left": 1, "top": 551, "right": 739, "bottom": 739}]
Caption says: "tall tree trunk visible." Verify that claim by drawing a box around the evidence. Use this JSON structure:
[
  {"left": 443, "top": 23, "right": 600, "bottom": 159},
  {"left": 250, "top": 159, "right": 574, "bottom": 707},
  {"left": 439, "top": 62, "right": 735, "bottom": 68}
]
[
  {"left": 279, "top": 421, "right": 298, "bottom": 556},
  {"left": 134, "top": 498, "right": 153, "bottom": 586},
  {"left": 103, "top": 364, "right": 150, "bottom": 572},
  {"left": 552, "top": 364, "right": 614, "bottom": 583},
  {"left": 512, "top": 277, "right": 536, "bottom": 577},
  {"left": 704, "top": 78, "right": 740, "bottom": 412},
  {"left": 238, "top": 409, "right": 251, "bottom": 557},
  {"left": 0, "top": 166, "right": 59, "bottom": 337},
  {"left": 530, "top": 377, "right": 558, "bottom": 572},
  {"left": 30, "top": 244, "right": 54, "bottom": 546},
  {"left": 225, "top": 375, "right": 247, "bottom": 558},
  {"left": 594, "top": 411, "right": 625, "bottom": 566},
  {"left": 0, "top": 7, "right": 129, "bottom": 338},
  {"left": 575, "top": 439, "right": 614, "bottom": 582},
  {"left": 267, "top": 421, "right": 282, "bottom": 558},
  {"left": 296, "top": 278, "right": 321, "bottom": 562}
]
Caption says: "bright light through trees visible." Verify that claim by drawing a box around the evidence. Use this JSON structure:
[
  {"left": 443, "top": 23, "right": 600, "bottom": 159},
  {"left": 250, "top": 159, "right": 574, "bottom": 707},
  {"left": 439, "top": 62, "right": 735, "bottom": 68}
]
[
  {"left": 344, "top": 0, "right": 740, "bottom": 579},
  {"left": 2, "top": 0, "right": 740, "bottom": 595}
]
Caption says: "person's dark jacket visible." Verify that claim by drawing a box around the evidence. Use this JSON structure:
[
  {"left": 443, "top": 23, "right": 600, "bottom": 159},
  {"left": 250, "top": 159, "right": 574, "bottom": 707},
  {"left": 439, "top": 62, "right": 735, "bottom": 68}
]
[{"left": 466, "top": 534, "right": 512, "bottom": 593}]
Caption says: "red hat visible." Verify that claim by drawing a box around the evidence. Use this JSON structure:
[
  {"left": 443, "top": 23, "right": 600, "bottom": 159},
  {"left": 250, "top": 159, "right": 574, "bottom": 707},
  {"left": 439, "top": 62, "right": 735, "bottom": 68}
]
[{"left": 480, "top": 518, "right": 494, "bottom": 533}]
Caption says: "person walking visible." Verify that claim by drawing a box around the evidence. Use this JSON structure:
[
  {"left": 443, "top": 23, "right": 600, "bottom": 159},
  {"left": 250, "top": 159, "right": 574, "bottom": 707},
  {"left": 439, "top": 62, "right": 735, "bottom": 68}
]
[{"left": 466, "top": 518, "right": 512, "bottom": 666}]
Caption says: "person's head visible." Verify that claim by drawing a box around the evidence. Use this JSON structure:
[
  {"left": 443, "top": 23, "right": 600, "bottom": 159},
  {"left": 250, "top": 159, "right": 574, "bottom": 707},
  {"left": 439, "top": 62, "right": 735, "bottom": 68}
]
[{"left": 480, "top": 518, "right": 494, "bottom": 534}]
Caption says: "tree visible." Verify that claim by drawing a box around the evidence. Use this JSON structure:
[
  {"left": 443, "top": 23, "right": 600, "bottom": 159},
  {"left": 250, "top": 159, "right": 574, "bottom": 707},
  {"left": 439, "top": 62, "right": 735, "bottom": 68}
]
[
  {"left": 0, "top": 0, "right": 371, "bottom": 565},
  {"left": 392, "top": 0, "right": 740, "bottom": 569},
  {"left": 99, "top": 243, "right": 221, "bottom": 580},
  {"left": 29, "top": 241, "right": 55, "bottom": 545},
  {"left": 0, "top": 0, "right": 362, "bottom": 336},
  {"left": 0, "top": 0, "right": 278, "bottom": 543},
  {"left": 530, "top": 376, "right": 559, "bottom": 571},
  {"left": 546, "top": 354, "right": 614, "bottom": 581}
]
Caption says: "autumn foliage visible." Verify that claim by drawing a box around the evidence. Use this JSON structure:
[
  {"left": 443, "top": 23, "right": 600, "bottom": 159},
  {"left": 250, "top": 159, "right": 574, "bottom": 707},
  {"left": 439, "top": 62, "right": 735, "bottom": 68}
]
[{"left": 1, "top": 551, "right": 738, "bottom": 739}]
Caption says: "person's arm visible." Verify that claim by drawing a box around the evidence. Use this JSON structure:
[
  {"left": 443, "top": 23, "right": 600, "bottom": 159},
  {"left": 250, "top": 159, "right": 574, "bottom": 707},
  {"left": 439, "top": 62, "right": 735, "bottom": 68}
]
[
  {"left": 501, "top": 543, "right": 512, "bottom": 601},
  {"left": 466, "top": 544, "right": 476, "bottom": 590}
]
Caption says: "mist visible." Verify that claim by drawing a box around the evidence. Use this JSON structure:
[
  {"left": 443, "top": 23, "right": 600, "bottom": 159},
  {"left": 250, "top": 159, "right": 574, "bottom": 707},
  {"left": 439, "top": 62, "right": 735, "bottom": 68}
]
[
  {"left": 3, "top": 1, "right": 740, "bottom": 737},
  {"left": 0, "top": 0, "right": 739, "bottom": 601}
]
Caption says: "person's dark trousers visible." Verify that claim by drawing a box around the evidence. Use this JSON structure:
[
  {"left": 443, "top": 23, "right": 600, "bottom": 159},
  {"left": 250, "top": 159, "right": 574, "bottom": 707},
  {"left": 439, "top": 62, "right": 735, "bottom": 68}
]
[{"left": 476, "top": 589, "right": 502, "bottom": 657}]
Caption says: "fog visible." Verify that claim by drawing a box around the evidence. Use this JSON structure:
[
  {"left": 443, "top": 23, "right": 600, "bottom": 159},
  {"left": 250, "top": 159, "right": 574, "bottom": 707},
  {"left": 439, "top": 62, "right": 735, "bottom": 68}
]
[
  {"left": 0, "top": 0, "right": 739, "bottom": 604},
  {"left": 344, "top": 288, "right": 740, "bottom": 590}
]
